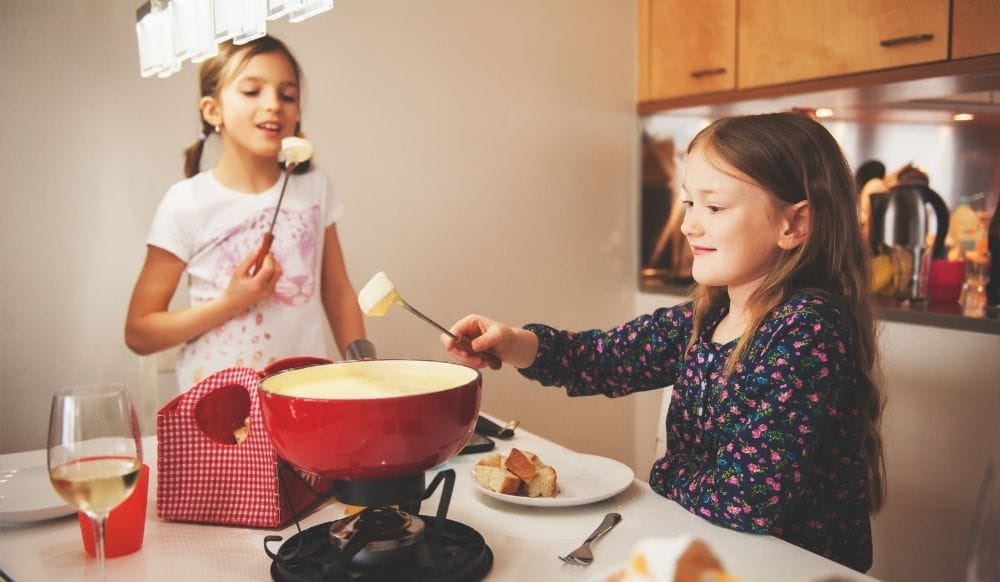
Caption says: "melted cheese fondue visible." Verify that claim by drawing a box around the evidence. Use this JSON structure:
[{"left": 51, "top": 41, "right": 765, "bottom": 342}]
[{"left": 262, "top": 360, "right": 478, "bottom": 400}]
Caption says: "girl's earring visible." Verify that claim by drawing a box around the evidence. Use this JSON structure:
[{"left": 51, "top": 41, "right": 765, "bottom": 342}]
[{"left": 214, "top": 125, "right": 221, "bottom": 133}]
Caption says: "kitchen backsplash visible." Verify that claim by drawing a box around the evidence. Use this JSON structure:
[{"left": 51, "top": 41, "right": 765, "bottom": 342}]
[{"left": 639, "top": 114, "right": 1000, "bottom": 284}]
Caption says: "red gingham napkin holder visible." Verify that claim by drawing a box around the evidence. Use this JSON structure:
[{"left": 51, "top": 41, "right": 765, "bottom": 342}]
[{"left": 156, "top": 359, "right": 332, "bottom": 527}]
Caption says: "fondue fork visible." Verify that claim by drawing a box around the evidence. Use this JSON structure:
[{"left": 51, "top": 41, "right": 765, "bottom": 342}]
[
  {"left": 251, "top": 161, "right": 297, "bottom": 275},
  {"left": 397, "top": 297, "right": 503, "bottom": 370},
  {"left": 251, "top": 137, "right": 315, "bottom": 275},
  {"left": 559, "top": 512, "right": 622, "bottom": 566},
  {"left": 358, "top": 272, "right": 502, "bottom": 370}
]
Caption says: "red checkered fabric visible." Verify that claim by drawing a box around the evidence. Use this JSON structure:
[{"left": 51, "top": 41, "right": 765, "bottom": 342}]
[{"left": 156, "top": 366, "right": 327, "bottom": 527}]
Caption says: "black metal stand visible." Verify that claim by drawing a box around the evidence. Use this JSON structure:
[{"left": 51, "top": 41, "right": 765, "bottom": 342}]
[
  {"left": 333, "top": 473, "right": 426, "bottom": 510},
  {"left": 264, "top": 468, "right": 458, "bottom": 567}
]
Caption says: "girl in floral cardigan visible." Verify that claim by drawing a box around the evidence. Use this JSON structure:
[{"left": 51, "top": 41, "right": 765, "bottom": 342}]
[{"left": 444, "top": 112, "right": 885, "bottom": 572}]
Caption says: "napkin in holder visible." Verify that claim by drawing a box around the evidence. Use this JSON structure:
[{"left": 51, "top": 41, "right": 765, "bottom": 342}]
[{"left": 156, "top": 358, "right": 333, "bottom": 528}]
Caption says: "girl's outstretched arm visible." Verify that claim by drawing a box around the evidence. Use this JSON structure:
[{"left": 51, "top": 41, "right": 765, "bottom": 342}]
[
  {"left": 124, "top": 245, "right": 282, "bottom": 354},
  {"left": 320, "top": 224, "right": 366, "bottom": 358}
]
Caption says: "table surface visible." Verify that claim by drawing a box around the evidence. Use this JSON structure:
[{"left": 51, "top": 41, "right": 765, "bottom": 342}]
[{"left": 0, "top": 425, "right": 877, "bottom": 581}]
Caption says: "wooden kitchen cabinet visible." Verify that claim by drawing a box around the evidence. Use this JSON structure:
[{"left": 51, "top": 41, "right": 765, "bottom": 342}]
[
  {"left": 640, "top": 0, "right": 736, "bottom": 100},
  {"left": 738, "top": 0, "right": 950, "bottom": 89},
  {"left": 952, "top": 0, "right": 1000, "bottom": 58}
]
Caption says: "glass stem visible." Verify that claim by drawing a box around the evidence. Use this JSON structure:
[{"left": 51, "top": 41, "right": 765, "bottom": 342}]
[{"left": 93, "top": 514, "right": 108, "bottom": 582}]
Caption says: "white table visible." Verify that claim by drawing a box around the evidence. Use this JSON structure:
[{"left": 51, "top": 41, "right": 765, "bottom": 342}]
[{"left": 0, "top": 426, "right": 877, "bottom": 581}]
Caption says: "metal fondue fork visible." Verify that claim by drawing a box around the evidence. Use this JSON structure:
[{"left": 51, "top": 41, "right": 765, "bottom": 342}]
[
  {"left": 559, "top": 513, "right": 622, "bottom": 566},
  {"left": 393, "top": 297, "right": 502, "bottom": 370},
  {"left": 251, "top": 161, "right": 298, "bottom": 275}
]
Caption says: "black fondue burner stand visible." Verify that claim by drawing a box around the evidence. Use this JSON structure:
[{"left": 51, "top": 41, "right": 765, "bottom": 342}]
[{"left": 265, "top": 467, "right": 493, "bottom": 582}]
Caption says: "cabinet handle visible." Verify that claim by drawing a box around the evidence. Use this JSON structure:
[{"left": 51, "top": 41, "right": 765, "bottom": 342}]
[
  {"left": 879, "top": 33, "right": 934, "bottom": 48},
  {"left": 690, "top": 67, "right": 727, "bottom": 78}
]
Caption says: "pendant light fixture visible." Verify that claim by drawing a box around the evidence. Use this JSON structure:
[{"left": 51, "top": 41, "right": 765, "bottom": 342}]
[{"left": 136, "top": 0, "right": 333, "bottom": 78}]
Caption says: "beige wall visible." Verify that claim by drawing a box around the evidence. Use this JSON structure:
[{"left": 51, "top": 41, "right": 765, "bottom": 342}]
[
  {"left": 5, "top": 5, "right": 998, "bottom": 581},
  {"left": 0, "top": 1, "right": 640, "bottom": 462},
  {"left": 871, "top": 322, "right": 999, "bottom": 582}
]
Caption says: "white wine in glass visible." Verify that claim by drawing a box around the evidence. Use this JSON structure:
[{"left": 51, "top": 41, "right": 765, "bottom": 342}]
[{"left": 48, "top": 384, "right": 142, "bottom": 581}]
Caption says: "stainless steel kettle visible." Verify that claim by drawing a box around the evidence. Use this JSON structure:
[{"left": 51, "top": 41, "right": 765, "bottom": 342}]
[{"left": 868, "top": 184, "right": 950, "bottom": 301}]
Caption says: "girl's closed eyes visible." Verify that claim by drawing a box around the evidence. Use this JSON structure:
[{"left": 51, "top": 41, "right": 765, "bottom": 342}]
[
  {"left": 680, "top": 183, "right": 733, "bottom": 214},
  {"left": 680, "top": 198, "right": 726, "bottom": 214},
  {"left": 236, "top": 79, "right": 299, "bottom": 101}
]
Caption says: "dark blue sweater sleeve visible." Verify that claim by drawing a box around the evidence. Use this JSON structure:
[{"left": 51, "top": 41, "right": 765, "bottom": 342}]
[{"left": 517, "top": 302, "right": 694, "bottom": 397}]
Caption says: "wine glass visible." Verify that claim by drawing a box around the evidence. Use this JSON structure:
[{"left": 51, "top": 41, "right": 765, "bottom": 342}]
[
  {"left": 48, "top": 384, "right": 142, "bottom": 581},
  {"left": 961, "top": 250, "right": 991, "bottom": 316}
]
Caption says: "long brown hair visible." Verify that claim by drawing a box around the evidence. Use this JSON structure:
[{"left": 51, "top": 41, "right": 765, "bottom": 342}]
[
  {"left": 182, "top": 36, "right": 307, "bottom": 178},
  {"left": 686, "top": 112, "right": 886, "bottom": 511}
]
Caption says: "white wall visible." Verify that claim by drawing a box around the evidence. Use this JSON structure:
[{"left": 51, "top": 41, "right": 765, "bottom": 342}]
[{"left": 0, "top": 1, "right": 640, "bottom": 463}]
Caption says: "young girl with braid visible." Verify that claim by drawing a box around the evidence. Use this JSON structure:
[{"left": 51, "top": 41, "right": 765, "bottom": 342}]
[
  {"left": 126, "top": 36, "right": 367, "bottom": 390},
  {"left": 444, "top": 112, "right": 885, "bottom": 572}
]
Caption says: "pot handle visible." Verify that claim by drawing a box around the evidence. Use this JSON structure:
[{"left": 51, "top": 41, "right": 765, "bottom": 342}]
[
  {"left": 259, "top": 356, "right": 333, "bottom": 378},
  {"left": 917, "top": 185, "right": 951, "bottom": 260},
  {"left": 345, "top": 338, "right": 377, "bottom": 361}
]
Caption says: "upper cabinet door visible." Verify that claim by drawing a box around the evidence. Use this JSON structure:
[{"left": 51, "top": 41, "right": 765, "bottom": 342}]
[
  {"left": 642, "top": 0, "right": 736, "bottom": 101},
  {"left": 952, "top": 0, "right": 1000, "bottom": 59},
  {"left": 738, "top": 0, "right": 949, "bottom": 89}
]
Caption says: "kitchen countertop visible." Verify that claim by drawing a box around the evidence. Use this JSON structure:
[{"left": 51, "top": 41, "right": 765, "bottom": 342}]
[
  {"left": 640, "top": 279, "right": 1000, "bottom": 336},
  {"left": 0, "top": 427, "right": 876, "bottom": 581},
  {"left": 872, "top": 298, "right": 1000, "bottom": 335}
]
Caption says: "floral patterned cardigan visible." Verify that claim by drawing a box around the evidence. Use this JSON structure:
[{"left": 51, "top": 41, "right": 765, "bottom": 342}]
[{"left": 519, "top": 294, "right": 873, "bottom": 572}]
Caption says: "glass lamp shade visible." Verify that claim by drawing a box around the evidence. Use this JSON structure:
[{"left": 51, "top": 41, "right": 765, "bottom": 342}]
[
  {"left": 288, "top": 0, "right": 333, "bottom": 23},
  {"left": 136, "top": 0, "right": 333, "bottom": 78},
  {"left": 171, "top": 0, "right": 217, "bottom": 63},
  {"left": 136, "top": 2, "right": 179, "bottom": 78},
  {"left": 233, "top": 0, "right": 268, "bottom": 45}
]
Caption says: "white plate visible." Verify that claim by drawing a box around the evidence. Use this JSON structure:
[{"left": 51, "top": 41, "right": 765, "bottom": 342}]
[
  {"left": 0, "top": 464, "right": 76, "bottom": 523},
  {"left": 471, "top": 451, "right": 634, "bottom": 507}
]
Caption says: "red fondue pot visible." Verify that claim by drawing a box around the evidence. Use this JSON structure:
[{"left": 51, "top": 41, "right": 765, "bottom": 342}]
[{"left": 258, "top": 360, "right": 482, "bottom": 480}]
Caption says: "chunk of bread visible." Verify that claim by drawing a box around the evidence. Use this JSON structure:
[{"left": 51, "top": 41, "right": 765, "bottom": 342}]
[
  {"left": 473, "top": 448, "right": 558, "bottom": 498},
  {"left": 607, "top": 535, "right": 741, "bottom": 582},
  {"left": 232, "top": 417, "right": 250, "bottom": 444},
  {"left": 675, "top": 538, "right": 726, "bottom": 582},
  {"left": 477, "top": 452, "right": 503, "bottom": 468},
  {"left": 504, "top": 448, "right": 538, "bottom": 480},
  {"left": 524, "top": 465, "right": 558, "bottom": 497},
  {"left": 472, "top": 465, "right": 522, "bottom": 495}
]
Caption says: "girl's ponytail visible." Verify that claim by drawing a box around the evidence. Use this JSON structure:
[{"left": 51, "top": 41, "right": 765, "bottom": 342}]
[{"left": 183, "top": 121, "right": 214, "bottom": 178}]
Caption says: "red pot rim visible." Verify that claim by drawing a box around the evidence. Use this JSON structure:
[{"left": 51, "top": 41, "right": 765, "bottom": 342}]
[{"left": 258, "top": 359, "right": 482, "bottom": 403}]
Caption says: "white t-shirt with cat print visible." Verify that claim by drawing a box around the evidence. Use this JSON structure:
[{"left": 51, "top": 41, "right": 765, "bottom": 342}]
[{"left": 147, "top": 168, "right": 345, "bottom": 391}]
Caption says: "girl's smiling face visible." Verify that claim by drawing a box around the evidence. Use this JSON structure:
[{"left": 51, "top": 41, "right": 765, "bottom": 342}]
[
  {"left": 680, "top": 145, "right": 790, "bottom": 298},
  {"left": 214, "top": 51, "right": 300, "bottom": 163}
]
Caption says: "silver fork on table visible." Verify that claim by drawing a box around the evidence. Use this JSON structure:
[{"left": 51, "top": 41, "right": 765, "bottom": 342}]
[{"left": 558, "top": 512, "right": 623, "bottom": 566}]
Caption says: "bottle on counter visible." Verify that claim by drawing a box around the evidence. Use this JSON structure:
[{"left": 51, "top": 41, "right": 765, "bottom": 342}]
[
  {"left": 985, "top": 199, "right": 1000, "bottom": 309},
  {"left": 950, "top": 196, "right": 981, "bottom": 255}
]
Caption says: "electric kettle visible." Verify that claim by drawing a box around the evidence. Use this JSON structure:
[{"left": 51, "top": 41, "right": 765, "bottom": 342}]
[{"left": 868, "top": 184, "right": 950, "bottom": 301}]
